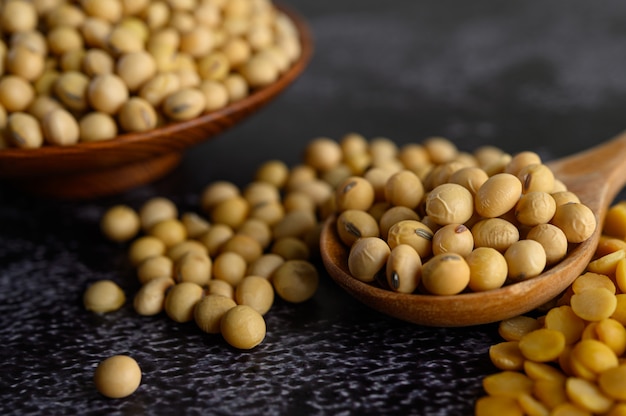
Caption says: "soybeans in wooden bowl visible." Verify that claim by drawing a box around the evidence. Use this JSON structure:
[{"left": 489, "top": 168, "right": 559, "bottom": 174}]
[{"left": 0, "top": 0, "right": 312, "bottom": 198}]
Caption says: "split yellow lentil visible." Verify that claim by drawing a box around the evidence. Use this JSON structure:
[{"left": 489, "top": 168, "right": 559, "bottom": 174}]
[{"left": 476, "top": 198, "right": 626, "bottom": 414}]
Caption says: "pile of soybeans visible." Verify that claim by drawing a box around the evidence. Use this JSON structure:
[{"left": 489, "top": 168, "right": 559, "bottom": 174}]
[
  {"left": 88, "top": 133, "right": 604, "bottom": 403},
  {"left": 0, "top": 0, "right": 301, "bottom": 148}
]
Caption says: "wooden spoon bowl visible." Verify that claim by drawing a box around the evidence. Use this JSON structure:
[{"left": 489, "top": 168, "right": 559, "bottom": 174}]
[
  {"left": 0, "top": 5, "right": 312, "bottom": 200},
  {"left": 321, "top": 132, "right": 626, "bottom": 327}
]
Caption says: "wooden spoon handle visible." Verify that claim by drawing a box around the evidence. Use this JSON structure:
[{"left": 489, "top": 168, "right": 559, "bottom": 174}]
[{"left": 547, "top": 131, "right": 626, "bottom": 215}]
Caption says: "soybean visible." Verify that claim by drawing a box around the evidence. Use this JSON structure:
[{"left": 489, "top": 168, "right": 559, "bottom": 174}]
[
  {"left": 78, "top": 112, "right": 118, "bottom": 142},
  {"left": 475, "top": 173, "right": 522, "bottom": 218},
  {"left": 384, "top": 170, "right": 424, "bottom": 209},
  {"left": 336, "top": 209, "right": 380, "bottom": 247},
  {"left": 431, "top": 223, "right": 474, "bottom": 257},
  {"left": 526, "top": 223, "right": 568, "bottom": 266},
  {"left": 41, "top": 108, "right": 79, "bottom": 146},
  {"left": 425, "top": 183, "right": 474, "bottom": 225},
  {"left": 466, "top": 247, "right": 508, "bottom": 292},
  {"left": 137, "top": 255, "right": 173, "bottom": 284},
  {"left": 162, "top": 87, "right": 206, "bottom": 121},
  {"left": 518, "top": 163, "right": 555, "bottom": 194},
  {"left": 335, "top": 176, "right": 375, "bottom": 212},
  {"left": 504, "top": 239, "right": 547, "bottom": 282},
  {"left": 387, "top": 220, "right": 433, "bottom": 259},
  {"left": 212, "top": 252, "right": 247, "bottom": 287},
  {"left": 94, "top": 355, "right": 141, "bottom": 399},
  {"left": 471, "top": 218, "right": 520, "bottom": 253},
  {"left": 551, "top": 202, "right": 597, "bottom": 243},
  {"left": 235, "top": 275, "right": 274, "bottom": 315},
  {"left": 128, "top": 236, "right": 166, "bottom": 266},
  {"left": 118, "top": 97, "right": 158, "bottom": 132},
  {"left": 0, "top": 74, "right": 36, "bottom": 112},
  {"left": 101, "top": 204, "right": 140, "bottom": 243},
  {"left": 514, "top": 191, "right": 556, "bottom": 226},
  {"left": 87, "top": 73, "right": 129, "bottom": 114},
  {"left": 220, "top": 305, "right": 266, "bottom": 349},
  {"left": 148, "top": 218, "right": 187, "bottom": 248},
  {"left": 385, "top": 244, "right": 422, "bottom": 293},
  {"left": 194, "top": 294, "right": 237, "bottom": 334},
  {"left": 421, "top": 253, "right": 470, "bottom": 296},
  {"left": 175, "top": 252, "right": 211, "bottom": 286},
  {"left": 272, "top": 260, "right": 319, "bottom": 303},
  {"left": 246, "top": 253, "right": 285, "bottom": 279},
  {"left": 164, "top": 282, "right": 204, "bottom": 323},
  {"left": 270, "top": 236, "right": 310, "bottom": 260},
  {"left": 6, "top": 111, "right": 43, "bottom": 149},
  {"left": 83, "top": 280, "right": 126, "bottom": 313},
  {"left": 134, "top": 276, "right": 175, "bottom": 316}
]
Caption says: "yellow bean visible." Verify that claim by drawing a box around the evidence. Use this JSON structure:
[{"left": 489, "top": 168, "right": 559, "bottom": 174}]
[
  {"left": 194, "top": 294, "right": 237, "bottom": 334},
  {"left": 596, "top": 236, "right": 626, "bottom": 258},
  {"left": 482, "top": 371, "right": 533, "bottom": 398},
  {"left": 498, "top": 315, "right": 542, "bottom": 341},
  {"left": 615, "top": 258, "right": 626, "bottom": 293},
  {"left": 558, "top": 345, "right": 575, "bottom": 377},
  {"left": 598, "top": 364, "right": 626, "bottom": 400},
  {"left": 532, "top": 379, "right": 567, "bottom": 410},
  {"left": 544, "top": 305, "right": 585, "bottom": 345},
  {"left": 603, "top": 201, "right": 626, "bottom": 238},
  {"left": 516, "top": 393, "right": 550, "bottom": 416},
  {"left": 570, "top": 339, "right": 619, "bottom": 381},
  {"left": 134, "top": 276, "right": 175, "bottom": 316},
  {"left": 592, "top": 319, "right": 626, "bottom": 356},
  {"left": 164, "top": 282, "right": 203, "bottom": 323},
  {"left": 587, "top": 250, "right": 626, "bottom": 275},
  {"left": 149, "top": 218, "right": 187, "bottom": 248},
  {"left": 475, "top": 396, "right": 523, "bottom": 416},
  {"left": 83, "top": 280, "right": 125, "bottom": 313},
  {"left": 93, "top": 355, "right": 142, "bottom": 399},
  {"left": 220, "top": 305, "right": 266, "bottom": 350},
  {"left": 565, "top": 377, "right": 614, "bottom": 414},
  {"left": 421, "top": 253, "right": 470, "bottom": 295},
  {"left": 489, "top": 341, "right": 524, "bottom": 371},
  {"left": 611, "top": 294, "right": 626, "bottom": 325},
  {"left": 570, "top": 287, "right": 617, "bottom": 321},
  {"left": 518, "top": 328, "right": 566, "bottom": 362},
  {"left": 606, "top": 403, "right": 626, "bottom": 416},
  {"left": 523, "top": 361, "right": 566, "bottom": 383},
  {"left": 572, "top": 272, "right": 616, "bottom": 295},
  {"left": 550, "top": 402, "right": 593, "bottom": 416}
]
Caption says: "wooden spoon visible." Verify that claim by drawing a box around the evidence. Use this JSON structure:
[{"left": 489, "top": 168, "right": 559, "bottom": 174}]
[{"left": 320, "top": 131, "right": 626, "bottom": 327}]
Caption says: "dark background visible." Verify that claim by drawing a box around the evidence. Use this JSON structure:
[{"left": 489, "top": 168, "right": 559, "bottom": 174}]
[{"left": 3, "top": 1, "right": 626, "bottom": 414}]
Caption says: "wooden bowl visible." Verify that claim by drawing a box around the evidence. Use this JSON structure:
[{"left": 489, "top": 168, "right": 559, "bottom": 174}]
[{"left": 0, "top": 5, "right": 313, "bottom": 200}]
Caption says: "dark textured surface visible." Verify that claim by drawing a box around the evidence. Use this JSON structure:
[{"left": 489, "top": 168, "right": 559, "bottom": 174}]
[{"left": 3, "top": 1, "right": 626, "bottom": 415}]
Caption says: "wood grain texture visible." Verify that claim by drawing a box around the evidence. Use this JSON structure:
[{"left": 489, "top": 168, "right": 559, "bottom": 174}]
[
  {"left": 321, "top": 131, "right": 626, "bottom": 327},
  {"left": 0, "top": 5, "right": 313, "bottom": 199}
]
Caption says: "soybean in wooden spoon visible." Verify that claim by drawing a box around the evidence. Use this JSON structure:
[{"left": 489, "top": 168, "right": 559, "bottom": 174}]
[{"left": 320, "top": 131, "right": 626, "bottom": 327}]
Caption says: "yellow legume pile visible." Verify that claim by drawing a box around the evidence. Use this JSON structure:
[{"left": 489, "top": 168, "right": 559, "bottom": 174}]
[
  {"left": 96, "top": 134, "right": 598, "bottom": 349},
  {"left": 330, "top": 135, "right": 595, "bottom": 295},
  {"left": 0, "top": 0, "right": 301, "bottom": 148},
  {"left": 476, "top": 200, "right": 626, "bottom": 416},
  {"left": 92, "top": 133, "right": 598, "bottom": 399}
]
